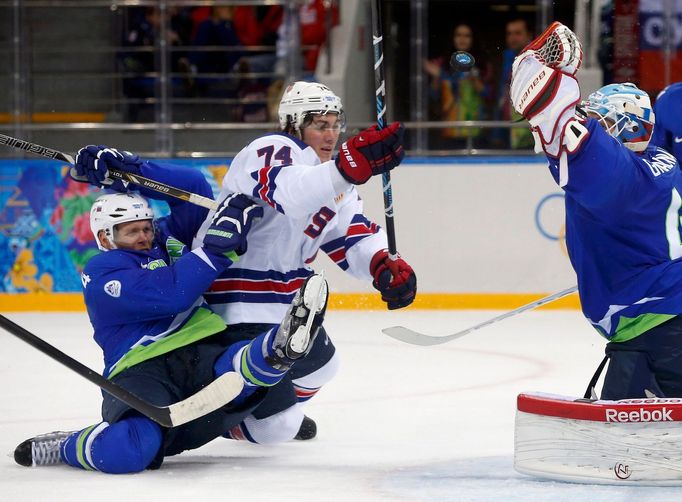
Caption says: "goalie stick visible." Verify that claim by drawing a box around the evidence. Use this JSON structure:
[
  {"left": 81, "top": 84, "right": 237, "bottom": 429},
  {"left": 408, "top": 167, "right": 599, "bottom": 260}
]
[
  {"left": 0, "top": 133, "right": 218, "bottom": 211},
  {"left": 0, "top": 314, "right": 243, "bottom": 428},
  {"left": 382, "top": 285, "right": 578, "bottom": 346}
]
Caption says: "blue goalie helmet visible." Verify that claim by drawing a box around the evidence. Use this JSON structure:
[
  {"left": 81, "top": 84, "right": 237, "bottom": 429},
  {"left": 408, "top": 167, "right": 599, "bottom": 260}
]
[{"left": 580, "top": 83, "right": 655, "bottom": 152}]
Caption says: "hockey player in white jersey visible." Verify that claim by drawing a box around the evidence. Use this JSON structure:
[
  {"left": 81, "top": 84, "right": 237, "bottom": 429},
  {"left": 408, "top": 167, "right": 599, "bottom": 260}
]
[{"left": 195, "top": 81, "right": 417, "bottom": 443}]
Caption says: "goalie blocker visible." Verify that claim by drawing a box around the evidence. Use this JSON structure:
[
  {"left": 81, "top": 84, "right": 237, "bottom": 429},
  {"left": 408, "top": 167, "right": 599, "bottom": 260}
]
[{"left": 515, "top": 392, "right": 682, "bottom": 485}]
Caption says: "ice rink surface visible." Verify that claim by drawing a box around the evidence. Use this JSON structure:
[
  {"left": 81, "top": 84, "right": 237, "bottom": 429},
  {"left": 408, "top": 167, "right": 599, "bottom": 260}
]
[{"left": 2, "top": 310, "right": 682, "bottom": 501}]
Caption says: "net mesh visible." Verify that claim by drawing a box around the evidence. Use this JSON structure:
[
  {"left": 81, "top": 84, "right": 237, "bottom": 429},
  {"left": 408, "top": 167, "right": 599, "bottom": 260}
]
[{"left": 533, "top": 25, "right": 582, "bottom": 75}]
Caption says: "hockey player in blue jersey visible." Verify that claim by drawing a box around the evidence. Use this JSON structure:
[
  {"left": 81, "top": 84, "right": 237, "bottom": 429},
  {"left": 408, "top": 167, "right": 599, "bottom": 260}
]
[
  {"left": 651, "top": 82, "right": 682, "bottom": 162},
  {"left": 13, "top": 149, "right": 330, "bottom": 472},
  {"left": 511, "top": 22, "right": 682, "bottom": 400}
]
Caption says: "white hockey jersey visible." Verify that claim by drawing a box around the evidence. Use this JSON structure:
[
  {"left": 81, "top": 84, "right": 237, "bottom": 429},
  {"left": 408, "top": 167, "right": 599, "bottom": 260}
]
[{"left": 196, "top": 132, "right": 388, "bottom": 324}]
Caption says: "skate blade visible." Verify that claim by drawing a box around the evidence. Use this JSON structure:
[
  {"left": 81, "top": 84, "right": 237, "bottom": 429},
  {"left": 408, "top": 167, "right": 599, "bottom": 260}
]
[
  {"left": 289, "top": 273, "right": 328, "bottom": 355},
  {"left": 302, "top": 273, "right": 328, "bottom": 314}
]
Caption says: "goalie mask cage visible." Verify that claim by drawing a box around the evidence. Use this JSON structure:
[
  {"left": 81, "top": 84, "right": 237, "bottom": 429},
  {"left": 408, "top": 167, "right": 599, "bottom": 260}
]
[{"left": 514, "top": 392, "right": 682, "bottom": 485}]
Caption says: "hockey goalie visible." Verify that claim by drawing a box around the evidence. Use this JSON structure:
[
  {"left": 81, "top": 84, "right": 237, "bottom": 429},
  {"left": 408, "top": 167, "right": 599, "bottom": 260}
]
[{"left": 510, "top": 22, "right": 682, "bottom": 485}]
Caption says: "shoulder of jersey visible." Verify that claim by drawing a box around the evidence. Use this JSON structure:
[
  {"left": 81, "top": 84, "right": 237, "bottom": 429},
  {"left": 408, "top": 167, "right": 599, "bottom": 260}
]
[
  {"left": 250, "top": 132, "right": 310, "bottom": 152},
  {"left": 657, "top": 82, "right": 682, "bottom": 102},
  {"left": 84, "top": 248, "right": 147, "bottom": 274}
]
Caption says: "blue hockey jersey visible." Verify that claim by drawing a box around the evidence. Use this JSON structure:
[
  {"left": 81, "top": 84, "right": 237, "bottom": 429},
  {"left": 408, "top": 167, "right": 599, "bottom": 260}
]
[
  {"left": 550, "top": 119, "right": 682, "bottom": 341},
  {"left": 651, "top": 82, "right": 682, "bottom": 163},
  {"left": 81, "top": 162, "right": 232, "bottom": 377}
]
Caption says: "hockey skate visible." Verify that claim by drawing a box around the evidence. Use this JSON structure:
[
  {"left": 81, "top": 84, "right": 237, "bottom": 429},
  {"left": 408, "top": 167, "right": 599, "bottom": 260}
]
[
  {"left": 272, "top": 273, "right": 328, "bottom": 364},
  {"left": 14, "top": 431, "right": 74, "bottom": 467},
  {"left": 294, "top": 415, "right": 317, "bottom": 440}
]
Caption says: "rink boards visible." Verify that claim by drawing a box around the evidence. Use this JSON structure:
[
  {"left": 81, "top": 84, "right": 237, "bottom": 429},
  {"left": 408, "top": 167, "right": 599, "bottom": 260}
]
[{"left": 0, "top": 157, "right": 579, "bottom": 310}]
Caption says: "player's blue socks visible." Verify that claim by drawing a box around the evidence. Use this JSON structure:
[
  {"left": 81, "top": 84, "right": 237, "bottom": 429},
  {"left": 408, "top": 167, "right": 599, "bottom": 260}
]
[
  {"left": 214, "top": 327, "right": 289, "bottom": 405},
  {"left": 60, "top": 417, "right": 162, "bottom": 474}
]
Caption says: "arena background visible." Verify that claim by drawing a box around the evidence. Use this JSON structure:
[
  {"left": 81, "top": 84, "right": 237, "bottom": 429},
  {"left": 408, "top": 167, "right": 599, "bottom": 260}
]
[{"left": 1, "top": 0, "right": 679, "bottom": 311}]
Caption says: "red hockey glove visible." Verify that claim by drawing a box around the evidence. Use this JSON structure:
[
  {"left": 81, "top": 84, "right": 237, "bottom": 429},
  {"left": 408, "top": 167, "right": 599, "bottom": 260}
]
[
  {"left": 370, "top": 249, "right": 416, "bottom": 310},
  {"left": 335, "top": 122, "right": 405, "bottom": 185}
]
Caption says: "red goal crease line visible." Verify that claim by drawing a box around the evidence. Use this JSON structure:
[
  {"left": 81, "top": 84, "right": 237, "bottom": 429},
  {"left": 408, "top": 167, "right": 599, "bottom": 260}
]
[{"left": 0, "top": 292, "right": 582, "bottom": 312}]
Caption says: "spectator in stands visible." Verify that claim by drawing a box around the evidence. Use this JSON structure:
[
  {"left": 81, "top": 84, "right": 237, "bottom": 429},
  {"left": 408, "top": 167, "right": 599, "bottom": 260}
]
[
  {"left": 597, "top": 1, "right": 614, "bottom": 85},
  {"left": 229, "top": 6, "right": 284, "bottom": 122},
  {"left": 423, "top": 23, "right": 492, "bottom": 149},
  {"left": 119, "top": 7, "right": 193, "bottom": 121},
  {"left": 191, "top": 6, "right": 244, "bottom": 99},
  {"left": 276, "top": 0, "right": 339, "bottom": 77},
  {"left": 300, "top": 0, "right": 339, "bottom": 73},
  {"left": 234, "top": 6, "right": 282, "bottom": 48},
  {"left": 492, "top": 17, "right": 534, "bottom": 149}
]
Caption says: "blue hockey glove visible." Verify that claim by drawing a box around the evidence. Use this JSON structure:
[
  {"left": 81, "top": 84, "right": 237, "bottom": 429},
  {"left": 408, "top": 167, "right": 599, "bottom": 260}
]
[
  {"left": 203, "top": 194, "right": 263, "bottom": 261},
  {"left": 335, "top": 122, "right": 405, "bottom": 185},
  {"left": 370, "top": 249, "right": 417, "bottom": 310},
  {"left": 71, "top": 145, "right": 142, "bottom": 191}
]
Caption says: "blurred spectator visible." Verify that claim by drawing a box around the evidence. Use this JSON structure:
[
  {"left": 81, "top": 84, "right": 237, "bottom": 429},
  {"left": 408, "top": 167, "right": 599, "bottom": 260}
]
[
  {"left": 492, "top": 17, "right": 534, "bottom": 149},
  {"left": 190, "top": 7, "right": 244, "bottom": 99},
  {"left": 234, "top": 5, "right": 283, "bottom": 75},
  {"left": 300, "top": 0, "right": 339, "bottom": 73},
  {"left": 190, "top": 7, "right": 212, "bottom": 38},
  {"left": 234, "top": 6, "right": 283, "bottom": 47},
  {"left": 423, "top": 23, "right": 492, "bottom": 148},
  {"left": 228, "top": 7, "right": 284, "bottom": 122},
  {"left": 598, "top": 1, "right": 614, "bottom": 85},
  {"left": 119, "top": 7, "right": 193, "bottom": 121},
  {"left": 276, "top": 0, "right": 339, "bottom": 77}
]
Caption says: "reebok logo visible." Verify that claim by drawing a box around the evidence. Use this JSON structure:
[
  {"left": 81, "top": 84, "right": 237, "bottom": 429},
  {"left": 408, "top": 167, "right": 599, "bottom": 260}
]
[{"left": 605, "top": 407, "right": 672, "bottom": 422}]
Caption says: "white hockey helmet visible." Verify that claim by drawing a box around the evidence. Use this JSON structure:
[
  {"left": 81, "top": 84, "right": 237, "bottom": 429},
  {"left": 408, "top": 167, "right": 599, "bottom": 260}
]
[
  {"left": 278, "top": 81, "right": 346, "bottom": 133},
  {"left": 90, "top": 193, "right": 154, "bottom": 251},
  {"left": 580, "top": 83, "right": 656, "bottom": 152}
]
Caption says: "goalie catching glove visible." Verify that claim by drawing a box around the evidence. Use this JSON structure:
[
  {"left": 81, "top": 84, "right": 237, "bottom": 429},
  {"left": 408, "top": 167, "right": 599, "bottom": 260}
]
[
  {"left": 335, "top": 122, "right": 405, "bottom": 185},
  {"left": 370, "top": 249, "right": 416, "bottom": 310},
  {"left": 510, "top": 22, "right": 588, "bottom": 158},
  {"left": 71, "top": 145, "right": 142, "bottom": 191}
]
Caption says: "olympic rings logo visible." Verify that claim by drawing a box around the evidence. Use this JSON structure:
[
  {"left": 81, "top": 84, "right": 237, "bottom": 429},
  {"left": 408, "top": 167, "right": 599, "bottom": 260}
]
[{"left": 534, "top": 193, "right": 568, "bottom": 256}]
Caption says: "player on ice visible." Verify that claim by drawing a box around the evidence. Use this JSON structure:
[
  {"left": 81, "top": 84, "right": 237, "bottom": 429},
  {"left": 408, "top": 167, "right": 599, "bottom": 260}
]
[
  {"left": 510, "top": 22, "right": 682, "bottom": 400},
  {"left": 190, "top": 81, "right": 417, "bottom": 442},
  {"left": 651, "top": 81, "right": 682, "bottom": 163},
  {"left": 55, "top": 83, "right": 417, "bottom": 443},
  {"left": 14, "top": 153, "right": 329, "bottom": 472}
]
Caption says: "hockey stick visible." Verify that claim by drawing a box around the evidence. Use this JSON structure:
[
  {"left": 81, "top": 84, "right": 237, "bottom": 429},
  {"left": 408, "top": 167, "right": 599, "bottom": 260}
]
[
  {"left": 382, "top": 285, "right": 578, "bottom": 346},
  {"left": 0, "top": 314, "right": 243, "bottom": 427},
  {"left": 370, "top": 0, "right": 399, "bottom": 259},
  {"left": 0, "top": 133, "right": 218, "bottom": 210}
]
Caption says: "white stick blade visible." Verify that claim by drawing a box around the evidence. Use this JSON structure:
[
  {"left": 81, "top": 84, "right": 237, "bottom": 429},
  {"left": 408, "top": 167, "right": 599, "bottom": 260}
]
[
  {"left": 167, "top": 371, "right": 244, "bottom": 426},
  {"left": 382, "top": 326, "right": 454, "bottom": 346}
]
